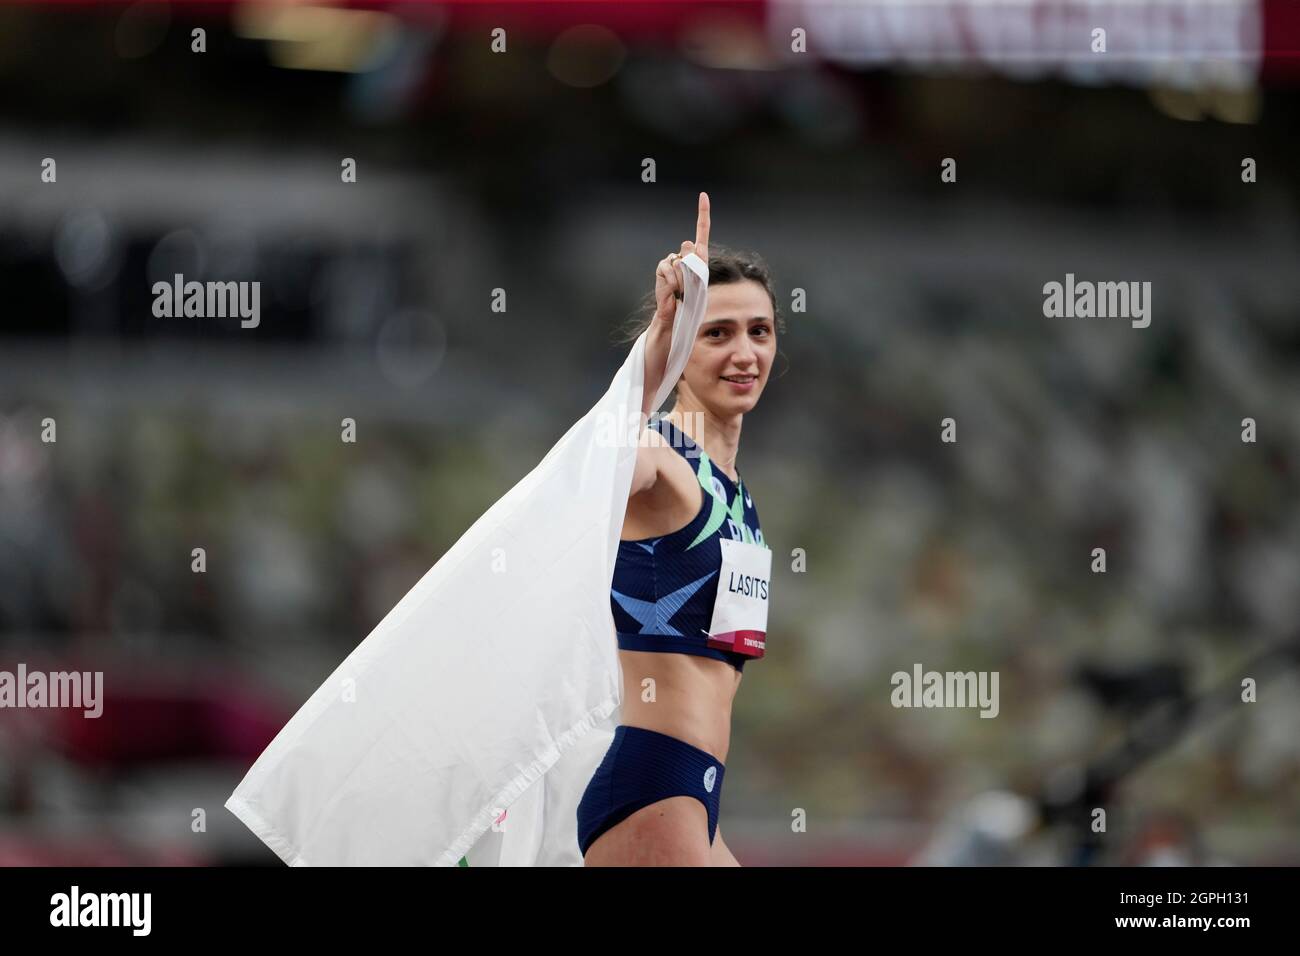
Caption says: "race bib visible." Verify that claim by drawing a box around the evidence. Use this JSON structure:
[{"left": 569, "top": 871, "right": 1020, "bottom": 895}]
[{"left": 705, "top": 538, "right": 771, "bottom": 658}]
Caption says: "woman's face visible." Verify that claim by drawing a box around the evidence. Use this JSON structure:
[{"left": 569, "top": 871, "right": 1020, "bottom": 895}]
[{"left": 678, "top": 278, "right": 776, "bottom": 418}]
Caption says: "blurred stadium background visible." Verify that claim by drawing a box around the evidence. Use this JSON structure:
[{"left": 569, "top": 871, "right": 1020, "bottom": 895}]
[{"left": 1, "top": 0, "right": 1298, "bottom": 865}]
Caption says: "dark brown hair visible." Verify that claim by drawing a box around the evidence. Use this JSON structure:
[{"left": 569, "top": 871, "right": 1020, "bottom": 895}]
[{"left": 611, "top": 245, "right": 786, "bottom": 347}]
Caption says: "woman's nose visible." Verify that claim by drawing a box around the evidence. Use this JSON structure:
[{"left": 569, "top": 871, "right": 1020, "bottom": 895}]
[{"left": 731, "top": 340, "right": 758, "bottom": 367}]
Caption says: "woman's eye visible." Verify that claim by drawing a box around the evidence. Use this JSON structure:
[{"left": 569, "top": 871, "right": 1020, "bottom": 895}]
[
  {"left": 751, "top": 325, "right": 771, "bottom": 336},
  {"left": 705, "top": 328, "right": 725, "bottom": 338}
]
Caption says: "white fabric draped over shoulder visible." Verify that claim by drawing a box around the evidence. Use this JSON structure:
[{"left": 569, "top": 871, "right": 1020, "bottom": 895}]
[{"left": 225, "top": 251, "right": 711, "bottom": 866}]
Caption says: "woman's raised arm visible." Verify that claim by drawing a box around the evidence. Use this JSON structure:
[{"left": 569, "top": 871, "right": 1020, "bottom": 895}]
[
  {"left": 641, "top": 191, "right": 709, "bottom": 419},
  {"left": 629, "top": 192, "right": 709, "bottom": 499}
]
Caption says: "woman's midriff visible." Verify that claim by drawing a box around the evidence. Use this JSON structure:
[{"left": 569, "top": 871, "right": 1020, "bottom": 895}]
[{"left": 616, "top": 648, "right": 741, "bottom": 764}]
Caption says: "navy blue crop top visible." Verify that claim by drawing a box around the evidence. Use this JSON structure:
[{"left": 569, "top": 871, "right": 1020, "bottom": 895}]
[{"left": 610, "top": 417, "right": 767, "bottom": 672}]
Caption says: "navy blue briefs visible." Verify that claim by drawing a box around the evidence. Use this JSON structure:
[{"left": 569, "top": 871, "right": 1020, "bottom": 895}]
[{"left": 576, "top": 724, "right": 725, "bottom": 858}]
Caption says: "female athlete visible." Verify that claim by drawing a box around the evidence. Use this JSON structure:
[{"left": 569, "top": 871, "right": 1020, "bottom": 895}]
[{"left": 578, "top": 193, "right": 783, "bottom": 866}]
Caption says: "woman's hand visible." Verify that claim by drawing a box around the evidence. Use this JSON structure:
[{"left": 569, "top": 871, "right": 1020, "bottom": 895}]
[{"left": 651, "top": 192, "right": 710, "bottom": 326}]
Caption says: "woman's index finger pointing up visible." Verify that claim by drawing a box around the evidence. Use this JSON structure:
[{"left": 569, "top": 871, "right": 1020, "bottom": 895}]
[{"left": 695, "top": 191, "right": 710, "bottom": 262}]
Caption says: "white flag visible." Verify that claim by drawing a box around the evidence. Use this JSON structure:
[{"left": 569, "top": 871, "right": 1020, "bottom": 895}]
[{"left": 225, "top": 252, "right": 711, "bottom": 865}]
